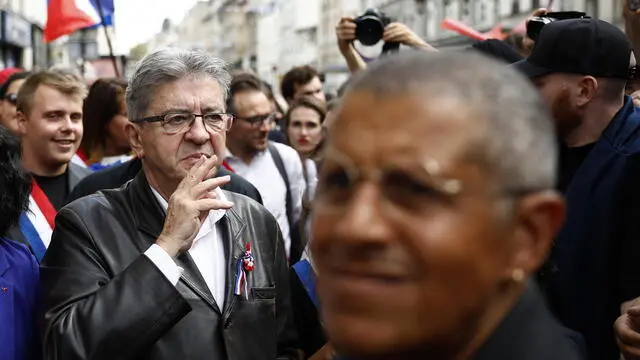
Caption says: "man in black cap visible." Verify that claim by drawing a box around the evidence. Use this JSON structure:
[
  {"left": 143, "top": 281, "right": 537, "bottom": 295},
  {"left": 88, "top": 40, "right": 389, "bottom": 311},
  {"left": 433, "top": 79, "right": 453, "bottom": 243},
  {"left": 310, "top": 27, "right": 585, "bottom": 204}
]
[{"left": 513, "top": 18, "right": 640, "bottom": 360}]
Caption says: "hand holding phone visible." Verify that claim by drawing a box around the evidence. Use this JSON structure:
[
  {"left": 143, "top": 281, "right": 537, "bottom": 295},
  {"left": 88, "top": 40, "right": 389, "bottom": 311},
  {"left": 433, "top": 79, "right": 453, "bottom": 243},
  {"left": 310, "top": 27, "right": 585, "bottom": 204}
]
[{"left": 631, "top": 0, "right": 640, "bottom": 12}]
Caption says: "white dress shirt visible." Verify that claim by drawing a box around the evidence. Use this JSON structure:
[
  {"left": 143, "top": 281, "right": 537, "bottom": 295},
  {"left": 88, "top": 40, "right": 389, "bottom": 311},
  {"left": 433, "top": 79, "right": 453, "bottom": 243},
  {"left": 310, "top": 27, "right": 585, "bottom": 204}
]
[
  {"left": 224, "top": 142, "right": 305, "bottom": 258},
  {"left": 144, "top": 187, "right": 228, "bottom": 309}
]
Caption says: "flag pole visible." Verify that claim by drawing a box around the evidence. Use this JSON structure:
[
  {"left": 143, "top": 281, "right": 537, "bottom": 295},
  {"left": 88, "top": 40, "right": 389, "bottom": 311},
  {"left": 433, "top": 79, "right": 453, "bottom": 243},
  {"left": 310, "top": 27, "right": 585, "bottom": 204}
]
[{"left": 93, "top": 0, "right": 120, "bottom": 78}]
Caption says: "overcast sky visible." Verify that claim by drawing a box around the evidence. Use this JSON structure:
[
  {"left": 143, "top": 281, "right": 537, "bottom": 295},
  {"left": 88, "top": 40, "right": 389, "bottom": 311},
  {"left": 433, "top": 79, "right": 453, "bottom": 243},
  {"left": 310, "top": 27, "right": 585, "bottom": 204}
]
[{"left": 114, "top": 0, "right": 201, "bottom": 52}]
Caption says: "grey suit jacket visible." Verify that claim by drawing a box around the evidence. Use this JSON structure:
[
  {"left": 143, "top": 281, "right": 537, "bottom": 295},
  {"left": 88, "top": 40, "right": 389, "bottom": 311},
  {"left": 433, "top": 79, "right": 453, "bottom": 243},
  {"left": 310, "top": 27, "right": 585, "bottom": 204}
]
[{"left": 68, "top": 163, "right": 91, "bottom": 191}]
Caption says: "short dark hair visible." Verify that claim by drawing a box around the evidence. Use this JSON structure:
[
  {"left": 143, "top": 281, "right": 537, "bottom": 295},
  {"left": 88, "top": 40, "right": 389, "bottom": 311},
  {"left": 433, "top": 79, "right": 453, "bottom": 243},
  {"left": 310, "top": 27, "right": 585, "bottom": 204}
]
[
  {"left": 281, "top": 65, "right": 321, "bottom": 101},
  {"left": 0, "top": 71, "right": 30, "bottom": 99},
  {"left": 227, "top": 72, "right": 267, "bottom": 115},
  {"left": 81, "top": 78, "right": 128, "bottom": 162},
  {"left": 0, "top": 125, "right": 31, "bottom": 237}
]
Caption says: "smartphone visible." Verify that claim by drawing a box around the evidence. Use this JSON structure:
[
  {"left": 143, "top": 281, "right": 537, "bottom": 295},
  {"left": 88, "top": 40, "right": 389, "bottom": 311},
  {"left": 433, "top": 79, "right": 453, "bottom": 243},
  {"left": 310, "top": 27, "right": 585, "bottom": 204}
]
[{"left": 630, "top": 0, "right": 640, "bottom": 12}]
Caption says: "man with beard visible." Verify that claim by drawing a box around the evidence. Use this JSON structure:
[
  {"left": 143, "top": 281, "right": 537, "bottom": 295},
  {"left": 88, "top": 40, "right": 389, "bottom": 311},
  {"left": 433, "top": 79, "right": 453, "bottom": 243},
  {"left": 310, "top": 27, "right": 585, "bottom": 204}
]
[
  {"left": 513, "top": 19, "right": 640, "bottom": 359},
  {"left": 224, "top": 73, "right": 305, "bottom": 264}
]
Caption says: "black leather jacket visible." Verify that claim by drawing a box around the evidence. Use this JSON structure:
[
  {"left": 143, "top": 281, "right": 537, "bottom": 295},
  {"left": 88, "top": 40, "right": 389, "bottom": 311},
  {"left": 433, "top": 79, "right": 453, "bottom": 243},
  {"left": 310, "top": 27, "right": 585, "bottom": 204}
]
[{"left": 41, "top": 172, "right": 298, "bottom": 360}]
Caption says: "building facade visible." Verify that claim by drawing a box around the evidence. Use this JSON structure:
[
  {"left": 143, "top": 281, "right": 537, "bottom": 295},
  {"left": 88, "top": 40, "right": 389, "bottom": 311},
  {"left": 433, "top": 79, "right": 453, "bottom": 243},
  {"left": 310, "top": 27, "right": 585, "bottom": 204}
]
[
  {"left": 0, "top": 0, "right": 48, "bottom": 70},
  {"left": 159, "top": 0, "right": 625, "bottom": 94}
]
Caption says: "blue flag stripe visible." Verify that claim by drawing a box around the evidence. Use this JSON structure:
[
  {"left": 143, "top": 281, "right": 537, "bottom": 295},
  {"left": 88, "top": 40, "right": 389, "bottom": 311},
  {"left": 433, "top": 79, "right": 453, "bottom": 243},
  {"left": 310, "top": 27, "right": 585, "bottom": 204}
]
[{"left": 18, "top": 213, "right": 47, "bottom": 262}]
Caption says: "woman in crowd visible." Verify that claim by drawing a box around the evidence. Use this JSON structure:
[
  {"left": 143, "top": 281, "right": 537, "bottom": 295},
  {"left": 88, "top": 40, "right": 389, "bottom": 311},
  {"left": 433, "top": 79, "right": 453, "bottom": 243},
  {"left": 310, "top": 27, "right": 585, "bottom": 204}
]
[
  {"left": 0, "top": 125, "right": 40, "bottom": 359},
  {"left": 285, "top": 96, "right": 325, "bottom": 199},
  {"left": 286, "top": 96, "right": 331, "bottom": 360},
  {"left": 0, "top": 71, "right": 30, "bottom": 135},
  {"left": 80, "top": 78, "right": 132, "bottom": 170}
]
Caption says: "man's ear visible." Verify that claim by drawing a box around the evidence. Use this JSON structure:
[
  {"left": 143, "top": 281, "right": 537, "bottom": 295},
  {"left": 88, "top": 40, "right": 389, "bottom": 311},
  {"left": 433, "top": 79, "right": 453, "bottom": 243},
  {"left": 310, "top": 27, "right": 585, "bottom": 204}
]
[
  {"left": 503, "top": 192, "right": 566, "bottom": 279},
  {"left": 16, "top": 111, "right": 27, "bottom": 136},
  {"left": 575, "top": 76, "right": 598, "bottom": 107},
  {"left": 125, "top": 123, "right": 144, "bottom": 158}
]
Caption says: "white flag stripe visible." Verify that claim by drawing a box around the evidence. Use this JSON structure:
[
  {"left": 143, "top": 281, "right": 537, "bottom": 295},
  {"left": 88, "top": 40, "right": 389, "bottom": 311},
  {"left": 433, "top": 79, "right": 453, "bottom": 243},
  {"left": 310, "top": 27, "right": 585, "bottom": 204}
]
[
  {"left": 75, "top": 0, "right": 102, "bottom": 24},
  {"left": 71, "top": 153, "right": 87, "bottom": 168},
  {"left": 26, "top": 195, "right": 54, "bottom": 249}
]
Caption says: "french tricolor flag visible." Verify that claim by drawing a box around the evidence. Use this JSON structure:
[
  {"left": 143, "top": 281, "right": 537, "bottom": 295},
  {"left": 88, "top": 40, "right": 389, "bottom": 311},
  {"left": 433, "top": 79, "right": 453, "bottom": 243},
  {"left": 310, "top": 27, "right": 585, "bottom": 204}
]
[{"left": 44, "top": 0, "right": 115, "bottom": 43}]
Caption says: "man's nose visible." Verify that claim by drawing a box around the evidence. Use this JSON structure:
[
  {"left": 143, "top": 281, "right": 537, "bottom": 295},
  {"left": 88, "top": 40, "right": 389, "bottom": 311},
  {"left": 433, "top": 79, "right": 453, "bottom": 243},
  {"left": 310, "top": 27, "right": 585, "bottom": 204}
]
[
  {"left": 185, "top": 117, "right": 210, "bottom": 143},
  {"left": 334, "top": 183, "right": 392, "bottom": 247},
  {"left": 60, "top": 116, "right": 73, "bottom": 131},
  {"left": 259, "top": 118, "right": 271, "bottom": 132}
]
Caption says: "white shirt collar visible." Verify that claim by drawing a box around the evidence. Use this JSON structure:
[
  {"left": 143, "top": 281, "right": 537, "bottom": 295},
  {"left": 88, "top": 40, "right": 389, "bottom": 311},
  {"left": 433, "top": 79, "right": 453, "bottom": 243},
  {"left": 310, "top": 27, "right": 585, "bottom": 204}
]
[{"left": 150, "top": 185, "right": 228, "bottom": 241}]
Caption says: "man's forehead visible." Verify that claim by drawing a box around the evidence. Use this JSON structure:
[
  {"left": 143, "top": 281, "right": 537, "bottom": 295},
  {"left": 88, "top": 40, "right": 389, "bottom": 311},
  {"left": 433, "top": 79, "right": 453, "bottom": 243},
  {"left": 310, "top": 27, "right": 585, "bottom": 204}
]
[
  {"left": 334, "top": 91, "right": 476, "bottom": 130},
  {"left": 330, "top": 91, "right": 481, "bottom": 165},
  {"left": 297, "top": 77, "right": 321, "bottom": 89},
  {"left": 33, "top": 84, "right": 83, "bottom": 106},
  {"left": 148, "top": 78, "right": 224, "bottom": 110}
]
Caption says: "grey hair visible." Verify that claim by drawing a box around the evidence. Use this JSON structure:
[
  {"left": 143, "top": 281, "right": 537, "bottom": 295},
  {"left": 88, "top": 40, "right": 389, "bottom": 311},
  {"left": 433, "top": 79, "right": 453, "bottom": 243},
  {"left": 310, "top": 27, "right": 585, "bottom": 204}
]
[
  {"left": 344, "top": 51, "right": 558, "bottom": 191},
  {"left": 126, "top": 47, "right": 231, "bottom": 120}
]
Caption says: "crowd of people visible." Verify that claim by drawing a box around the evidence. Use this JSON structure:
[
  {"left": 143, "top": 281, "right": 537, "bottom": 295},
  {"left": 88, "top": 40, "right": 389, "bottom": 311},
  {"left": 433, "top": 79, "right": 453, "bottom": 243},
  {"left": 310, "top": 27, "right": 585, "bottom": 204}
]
[{"left": 5, "top": 3, "right": 640, "bottom": 360}]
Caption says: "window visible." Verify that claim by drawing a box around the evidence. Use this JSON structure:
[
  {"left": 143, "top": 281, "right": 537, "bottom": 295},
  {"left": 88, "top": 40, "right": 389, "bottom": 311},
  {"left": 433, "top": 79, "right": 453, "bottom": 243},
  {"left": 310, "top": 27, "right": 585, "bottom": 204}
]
[
  {"left": 462, "top": 0, "right": 472, "bottom": 23},
  {"left": 511, "top": 0, "right": 520, "bottom": 15}
]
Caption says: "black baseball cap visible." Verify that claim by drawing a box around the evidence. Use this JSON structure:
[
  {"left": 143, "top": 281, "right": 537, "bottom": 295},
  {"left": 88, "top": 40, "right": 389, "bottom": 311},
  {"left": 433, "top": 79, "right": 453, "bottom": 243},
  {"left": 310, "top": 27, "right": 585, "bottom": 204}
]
[{"left": 512, "top": 18, "right": 632, "bottom": 79}]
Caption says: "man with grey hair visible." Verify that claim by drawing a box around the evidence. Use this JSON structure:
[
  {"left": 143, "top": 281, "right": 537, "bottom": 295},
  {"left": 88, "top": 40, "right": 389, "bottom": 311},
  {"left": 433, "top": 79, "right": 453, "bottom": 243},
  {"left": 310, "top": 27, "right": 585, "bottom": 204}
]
[
  {"left": 312, "top": 51, "right": 584, "bottom": 359},
  {"left": 40, "top": 48, "right": 298, "bottom": 360}
]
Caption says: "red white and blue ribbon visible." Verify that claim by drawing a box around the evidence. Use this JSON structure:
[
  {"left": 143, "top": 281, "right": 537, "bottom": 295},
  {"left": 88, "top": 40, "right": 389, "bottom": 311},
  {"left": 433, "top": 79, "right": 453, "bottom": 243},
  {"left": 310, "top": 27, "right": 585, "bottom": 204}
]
[
  {"left": 234, "top": 243, "right": 255, "bottom": 299},
  {"left": 18, "top": 179, "right": 56, "bottom": 262}
]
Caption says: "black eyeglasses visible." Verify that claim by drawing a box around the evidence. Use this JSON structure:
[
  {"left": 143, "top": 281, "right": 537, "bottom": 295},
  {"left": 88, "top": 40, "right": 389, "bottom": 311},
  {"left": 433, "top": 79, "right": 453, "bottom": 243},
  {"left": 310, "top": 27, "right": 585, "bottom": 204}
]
[
  {"left": 237, "top": 113, "right": 276, "bottom": 128},
  {"left": 132, "top": 112, "right": 234, "bottom": 135},
  {"left": 5, "top": 93, "right": 17, "bottom": 106}
]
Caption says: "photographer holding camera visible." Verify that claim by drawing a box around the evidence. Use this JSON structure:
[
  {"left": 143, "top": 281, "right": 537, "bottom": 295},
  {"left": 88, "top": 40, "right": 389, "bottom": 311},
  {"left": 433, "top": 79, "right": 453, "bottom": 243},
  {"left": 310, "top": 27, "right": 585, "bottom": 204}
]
[{"left": 335, "top": 12, "right": 435, "bottom": 73}]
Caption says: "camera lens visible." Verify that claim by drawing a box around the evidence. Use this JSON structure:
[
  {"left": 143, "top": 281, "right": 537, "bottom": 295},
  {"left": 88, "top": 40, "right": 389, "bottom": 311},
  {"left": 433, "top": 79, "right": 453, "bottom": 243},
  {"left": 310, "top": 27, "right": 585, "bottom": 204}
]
[{"left": 356, "top": 16, "right": 385, "bottom": 46}]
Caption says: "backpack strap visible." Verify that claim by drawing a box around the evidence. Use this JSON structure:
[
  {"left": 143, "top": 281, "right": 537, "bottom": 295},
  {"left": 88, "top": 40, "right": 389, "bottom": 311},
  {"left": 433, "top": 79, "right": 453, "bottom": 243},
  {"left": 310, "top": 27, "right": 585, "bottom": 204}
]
[
  {"left": 268, "top": 142, "right": 306, "bottom": 264},
  {"left": 267, "top": 142, "right": 293, "bottom": 227}
]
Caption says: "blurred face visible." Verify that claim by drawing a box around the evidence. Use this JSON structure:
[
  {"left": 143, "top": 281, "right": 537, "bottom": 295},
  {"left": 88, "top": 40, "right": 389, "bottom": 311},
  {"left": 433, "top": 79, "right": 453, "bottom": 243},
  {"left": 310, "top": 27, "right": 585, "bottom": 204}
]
[
  {"left": 287, "top": 106, "right": 323, "bottom": 155},
  {"left": 129, "top": 77, "right": 228, "bottom": 194},
  {"left": 227, "top": 90, "right": 273, "bottom": 153},
  {"left": 0, "top": 78, "right": 26, "bottom": 135},
  {"left": 106, "top": 97, "right": 131, "bottom": 153},
  {"left": 532, "top": 74, "right": 584, "bottom": 140},
  {"left": 18, "top": 84, "right": 83, "bottom": 172},
  {"left": 294, "top": 76, "right": 326, "bottom": 103},
  {"left": 312, "top": 92, "right": 522, "bottom": 358}
]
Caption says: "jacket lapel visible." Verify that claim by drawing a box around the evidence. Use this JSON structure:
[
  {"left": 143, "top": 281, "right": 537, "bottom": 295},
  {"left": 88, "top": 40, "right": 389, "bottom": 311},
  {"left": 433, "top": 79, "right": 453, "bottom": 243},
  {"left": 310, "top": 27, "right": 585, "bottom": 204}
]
[
  {"left": 220, "top": 205, "right": 247, "bottom": 323},
  {"left": 128, "top": 172, "right": 222, "bottom": 314},
  {"left": 67, "top": 163, "right": 87, "bottom": 191}
]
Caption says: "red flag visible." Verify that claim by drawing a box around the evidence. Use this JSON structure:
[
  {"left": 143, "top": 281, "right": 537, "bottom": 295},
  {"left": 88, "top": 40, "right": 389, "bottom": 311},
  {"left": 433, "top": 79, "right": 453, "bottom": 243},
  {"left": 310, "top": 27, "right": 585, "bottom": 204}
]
[{"left": 44, "top": 0, "right": 101, "bottom": 43}]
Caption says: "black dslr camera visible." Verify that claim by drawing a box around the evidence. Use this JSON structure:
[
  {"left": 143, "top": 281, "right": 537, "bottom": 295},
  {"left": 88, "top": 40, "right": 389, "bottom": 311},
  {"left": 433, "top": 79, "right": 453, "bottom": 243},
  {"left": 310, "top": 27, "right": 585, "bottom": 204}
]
[
  {"left": 355, "top": 9, "right": 399, "bottom": 54},
  {"left": 526, "top": 11, "right": 589, "bottom": 41}
]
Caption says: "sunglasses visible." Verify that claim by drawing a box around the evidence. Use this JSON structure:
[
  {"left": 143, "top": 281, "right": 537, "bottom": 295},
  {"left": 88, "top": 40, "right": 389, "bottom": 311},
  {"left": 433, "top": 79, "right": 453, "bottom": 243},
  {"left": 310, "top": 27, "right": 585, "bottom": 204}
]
[{"left": 5, "top": 93, "right": 17, "bottom": 105}]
